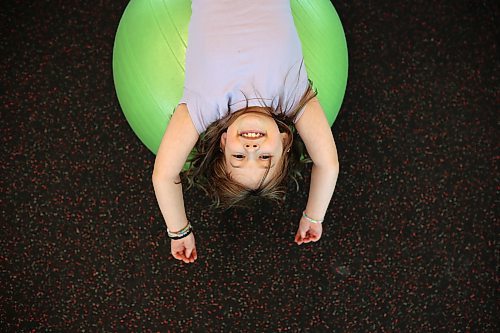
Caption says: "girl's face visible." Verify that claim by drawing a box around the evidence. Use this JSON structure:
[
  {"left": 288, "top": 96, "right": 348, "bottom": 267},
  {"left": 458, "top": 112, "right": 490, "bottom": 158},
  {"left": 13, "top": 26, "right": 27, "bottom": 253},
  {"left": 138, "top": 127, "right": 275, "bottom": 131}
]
[{"left": 220, "top": 108, "right": 288, "bottom": 189}]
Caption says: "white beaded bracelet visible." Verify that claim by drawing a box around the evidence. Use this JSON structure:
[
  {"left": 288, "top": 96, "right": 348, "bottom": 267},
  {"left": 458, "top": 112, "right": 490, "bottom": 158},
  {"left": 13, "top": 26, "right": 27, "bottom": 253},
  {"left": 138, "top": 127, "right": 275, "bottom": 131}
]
[{"left": 302, "top": 211, "right": 324, "bottom": 224}]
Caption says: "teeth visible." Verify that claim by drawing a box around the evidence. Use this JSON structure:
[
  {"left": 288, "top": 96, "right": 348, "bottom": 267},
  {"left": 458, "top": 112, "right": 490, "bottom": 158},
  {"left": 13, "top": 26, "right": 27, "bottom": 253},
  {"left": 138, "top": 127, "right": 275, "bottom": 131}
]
[{"left": 241, "top": 132, "right": 263, "bottom": 138}]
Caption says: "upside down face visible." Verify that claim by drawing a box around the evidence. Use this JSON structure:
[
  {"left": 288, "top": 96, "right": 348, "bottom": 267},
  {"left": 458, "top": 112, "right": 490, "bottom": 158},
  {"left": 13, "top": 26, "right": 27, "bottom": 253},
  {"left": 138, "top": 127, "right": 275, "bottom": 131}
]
[{"left": 220, "top": 108, "right": 289, "bottom": 189}]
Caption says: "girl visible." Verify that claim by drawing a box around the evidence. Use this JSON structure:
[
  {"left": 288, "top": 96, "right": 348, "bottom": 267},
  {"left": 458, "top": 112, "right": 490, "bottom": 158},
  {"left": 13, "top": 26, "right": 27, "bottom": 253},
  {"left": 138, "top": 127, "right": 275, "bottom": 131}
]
[{"left": 152, "top": 0, "right": 339, "bottom": 264}]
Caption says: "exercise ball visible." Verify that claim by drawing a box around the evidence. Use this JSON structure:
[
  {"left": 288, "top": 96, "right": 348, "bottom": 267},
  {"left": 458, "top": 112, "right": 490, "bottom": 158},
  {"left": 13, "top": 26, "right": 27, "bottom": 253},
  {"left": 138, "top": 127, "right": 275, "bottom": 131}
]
[{"left": 113, "top": 0, "right": 348, "bottom": 155}]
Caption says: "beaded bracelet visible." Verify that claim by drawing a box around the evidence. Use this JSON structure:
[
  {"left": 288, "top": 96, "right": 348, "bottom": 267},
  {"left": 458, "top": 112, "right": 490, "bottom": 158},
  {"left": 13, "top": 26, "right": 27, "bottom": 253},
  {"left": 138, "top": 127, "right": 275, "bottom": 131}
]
[
  {"left": 169, "top": 228, "right": 192, "bottom": 240},
  {"left": 168, "top": 224, "right": 192, "bottom": 240},
  {"left": 302, "top": 211, "right": 324, "bottom": 224},
  {"left": 167, "top": 221, "right": 193, "bottom": 240},
  {"left": 167, "top": 221, "right": 191, "bottom": 237}
]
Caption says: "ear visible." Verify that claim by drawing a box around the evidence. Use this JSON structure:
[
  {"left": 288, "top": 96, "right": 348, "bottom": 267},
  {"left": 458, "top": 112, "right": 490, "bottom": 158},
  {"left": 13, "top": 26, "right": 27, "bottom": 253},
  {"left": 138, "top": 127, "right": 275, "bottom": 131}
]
[
  {"left": 280, "top": 132, "right": 289, "bottom": 144},
  {"left": 220, "top": 132, "right": 227, "bottom": 150}
]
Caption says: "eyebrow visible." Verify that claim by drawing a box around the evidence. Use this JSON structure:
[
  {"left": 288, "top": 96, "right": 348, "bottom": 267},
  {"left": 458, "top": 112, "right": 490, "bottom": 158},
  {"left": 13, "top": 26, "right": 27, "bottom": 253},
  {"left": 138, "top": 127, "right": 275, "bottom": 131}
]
[{"left": 230, "top": 162, "right": 276, "bottom": 169}]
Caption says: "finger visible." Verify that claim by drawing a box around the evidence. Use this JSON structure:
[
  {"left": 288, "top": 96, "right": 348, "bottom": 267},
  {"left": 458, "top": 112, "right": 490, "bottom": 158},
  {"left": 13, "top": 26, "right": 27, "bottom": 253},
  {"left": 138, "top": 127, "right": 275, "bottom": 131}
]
[
  {"left": 295, "top": 232, "right": 302, "bottom": 244},
  {"left": 173, "top": 251, "right": 185, "bottom": 261},
  {"left": 185, "top": 248, "right": 198, "bottom": 263},
  {"left": 192, "top": 248, "right": 198, "bottom": 260},
  {"left": 186, "top": 248, "right": 192, "bottom": 259},
  {"left": 300, "top": 230, "right": 307, "bottom": 240},
  {"left": 303, "top": 233, "right": 313, "bottom": 243},
  {"left": 174, "top": 249, "right": 191, "bottom": 262},
  {"left": 186, "top": 249, "right": 195, "bottom": 263}
]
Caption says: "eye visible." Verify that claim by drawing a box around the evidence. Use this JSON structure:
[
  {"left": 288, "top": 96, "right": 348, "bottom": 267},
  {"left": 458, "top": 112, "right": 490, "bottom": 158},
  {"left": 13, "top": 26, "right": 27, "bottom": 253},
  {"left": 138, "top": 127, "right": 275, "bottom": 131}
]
[
  {"left": 233, "top": 154, "right": 245, "bottom": 159},
  {"left": 260, "top": 155, "right": 272, "bottom": 160}
]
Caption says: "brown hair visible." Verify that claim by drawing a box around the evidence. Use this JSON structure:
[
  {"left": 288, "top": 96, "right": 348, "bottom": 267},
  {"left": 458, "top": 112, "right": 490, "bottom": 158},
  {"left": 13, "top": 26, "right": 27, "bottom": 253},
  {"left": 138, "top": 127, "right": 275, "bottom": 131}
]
[{"left": 181, "top": 78, "right": 318, "bottom": 209}]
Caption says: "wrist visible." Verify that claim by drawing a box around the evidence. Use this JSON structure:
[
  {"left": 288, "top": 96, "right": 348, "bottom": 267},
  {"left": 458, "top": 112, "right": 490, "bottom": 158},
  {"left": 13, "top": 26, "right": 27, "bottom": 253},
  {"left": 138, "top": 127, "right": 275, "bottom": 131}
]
[
  {"left": 302, "top": 211, "right": 324, "bottom": 224},
  {"left": 167, "top": 220, "right": 193, "bottom": 239}
]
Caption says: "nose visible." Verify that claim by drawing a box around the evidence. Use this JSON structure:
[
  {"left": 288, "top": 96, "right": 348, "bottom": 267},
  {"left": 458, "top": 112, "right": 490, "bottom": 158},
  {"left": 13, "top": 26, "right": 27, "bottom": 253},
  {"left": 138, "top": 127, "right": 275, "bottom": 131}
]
[{"left": 244, "top": 142, "right": 259, "bottom": 150}]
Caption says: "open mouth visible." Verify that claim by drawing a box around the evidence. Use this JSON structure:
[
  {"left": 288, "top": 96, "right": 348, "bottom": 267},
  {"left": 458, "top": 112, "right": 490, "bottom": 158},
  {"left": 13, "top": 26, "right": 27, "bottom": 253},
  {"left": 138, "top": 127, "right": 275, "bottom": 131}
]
[{"left": 239, "top": 131, "right": 266, "bottom": 139}]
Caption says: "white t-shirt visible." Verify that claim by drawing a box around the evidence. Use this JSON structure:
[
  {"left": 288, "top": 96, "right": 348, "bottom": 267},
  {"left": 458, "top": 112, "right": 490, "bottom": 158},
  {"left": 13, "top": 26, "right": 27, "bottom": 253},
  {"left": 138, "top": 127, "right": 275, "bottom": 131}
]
[{"left": 179, "top": 0, "right": 310, "bottom": 134}]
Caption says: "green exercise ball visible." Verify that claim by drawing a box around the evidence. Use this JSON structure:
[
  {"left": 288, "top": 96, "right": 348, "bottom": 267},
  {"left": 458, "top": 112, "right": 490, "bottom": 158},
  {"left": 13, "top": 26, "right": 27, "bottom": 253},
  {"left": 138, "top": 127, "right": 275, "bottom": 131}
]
[{"left": 113, "top": 0, "right": 348, "bottom": 155}]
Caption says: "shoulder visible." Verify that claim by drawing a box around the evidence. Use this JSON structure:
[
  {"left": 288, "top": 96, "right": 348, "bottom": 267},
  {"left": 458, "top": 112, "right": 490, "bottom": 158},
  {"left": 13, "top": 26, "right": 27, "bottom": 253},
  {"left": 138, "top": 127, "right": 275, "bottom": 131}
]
[
  {"left": 164, "top": 103, "right": 200, "bottom": 140},
  {"left": 172, "top": 103, "right": 194, "bottom": 126},
  {"left": 295, "top": 97, "right": 338, "bottom": 166},
  {"left": 295, "top": 96, "right": 324, "bottom": 130},
  {"left": 154, "top": 103, "right": 200, "bottom": 177}
]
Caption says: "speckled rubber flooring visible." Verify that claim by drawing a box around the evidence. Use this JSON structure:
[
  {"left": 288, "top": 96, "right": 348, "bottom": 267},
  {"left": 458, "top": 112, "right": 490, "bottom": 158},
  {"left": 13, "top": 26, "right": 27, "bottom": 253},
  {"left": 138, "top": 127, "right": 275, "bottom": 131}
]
[{"left": 1, "top": 0, "right": 498, "bottom": 332}]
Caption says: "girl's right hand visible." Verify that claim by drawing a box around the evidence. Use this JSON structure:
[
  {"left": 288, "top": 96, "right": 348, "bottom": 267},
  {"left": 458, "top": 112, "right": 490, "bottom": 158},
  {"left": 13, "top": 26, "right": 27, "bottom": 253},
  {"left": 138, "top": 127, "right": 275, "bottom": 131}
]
[{"left": 171, "top": 233, "right": 197, "bottom": 263}]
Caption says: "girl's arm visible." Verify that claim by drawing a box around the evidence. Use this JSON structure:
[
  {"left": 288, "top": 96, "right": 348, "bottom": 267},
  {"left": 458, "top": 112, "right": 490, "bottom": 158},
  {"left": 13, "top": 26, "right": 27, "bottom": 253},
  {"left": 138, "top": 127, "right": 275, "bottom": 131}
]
[
  {"left": 152, "top": 103, "right": 199, "bottom": 232},
  {"left": 295, "top": 96, "right": 340, "bottom": 222}
]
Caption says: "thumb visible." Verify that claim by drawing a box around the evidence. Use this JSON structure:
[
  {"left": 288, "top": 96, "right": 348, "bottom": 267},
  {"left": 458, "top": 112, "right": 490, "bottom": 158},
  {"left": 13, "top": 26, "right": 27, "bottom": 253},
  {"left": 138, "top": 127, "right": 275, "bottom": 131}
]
[{"left": 300, "top": 228, "right": 307, "bottom": 240}]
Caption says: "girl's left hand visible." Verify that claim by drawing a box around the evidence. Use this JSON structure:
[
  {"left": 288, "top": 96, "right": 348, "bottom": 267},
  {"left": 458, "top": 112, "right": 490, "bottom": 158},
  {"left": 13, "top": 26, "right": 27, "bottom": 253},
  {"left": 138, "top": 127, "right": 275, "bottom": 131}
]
[{"left": 294, "top": 216, "right": 323, "bottom": 245}]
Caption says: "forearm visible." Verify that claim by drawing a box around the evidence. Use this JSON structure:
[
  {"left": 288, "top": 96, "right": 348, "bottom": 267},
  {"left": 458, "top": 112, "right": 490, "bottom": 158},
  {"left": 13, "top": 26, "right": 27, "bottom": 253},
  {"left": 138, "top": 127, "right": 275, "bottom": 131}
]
[
  {"left": 152, "top": 174, "right": 189, "bottom": 232},
  {"left": 304, "top": 163, "right": 339, "bottom": 221}
]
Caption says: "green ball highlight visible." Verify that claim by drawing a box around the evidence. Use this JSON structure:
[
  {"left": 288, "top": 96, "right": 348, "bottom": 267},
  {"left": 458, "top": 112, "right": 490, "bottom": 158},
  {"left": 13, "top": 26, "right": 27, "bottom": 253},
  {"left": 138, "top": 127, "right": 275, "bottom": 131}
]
[{"left": 113, "top": 0, "right": 348, "bottom": 155}]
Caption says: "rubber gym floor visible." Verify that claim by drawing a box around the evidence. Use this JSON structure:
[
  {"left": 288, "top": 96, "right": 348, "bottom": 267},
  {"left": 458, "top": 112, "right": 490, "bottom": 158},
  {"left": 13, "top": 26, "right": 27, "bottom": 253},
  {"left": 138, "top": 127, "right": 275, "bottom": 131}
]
[{"left": 2, "top": 0, "right": 497, "bottom": 331}]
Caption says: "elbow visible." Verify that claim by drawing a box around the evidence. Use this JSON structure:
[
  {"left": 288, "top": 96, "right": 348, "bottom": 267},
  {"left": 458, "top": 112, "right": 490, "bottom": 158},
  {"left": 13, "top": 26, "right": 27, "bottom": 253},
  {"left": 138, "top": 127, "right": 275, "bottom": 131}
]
[
  {"left": 328, "top": 160, "right": 340, "bottom": 178},
  {"left": 329, "top": 150, "right": 340, "bottom": 175},
  {"left": 333, "top": 157, "right": 340, "bottom": 171},
  {"left": 332, "top": 160, "right": 340, "bottom": 175},
  {"left": 152, "top": 167, "right": 177, "bottom": 186},
  {"left": 151, "top": 169, "right": 162, "bottom": 187},
  {"left": 151, "top": 170, "right": 159, "bottom": 185},
  {"left": 313, "top": 157, "right": 339, "bottom": 174},
  {"left": 152, "top": 164, "right": 160, "bottom": 183},
  {"left": 312, "top": 160, "right": 339, "bottom": 182}
]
